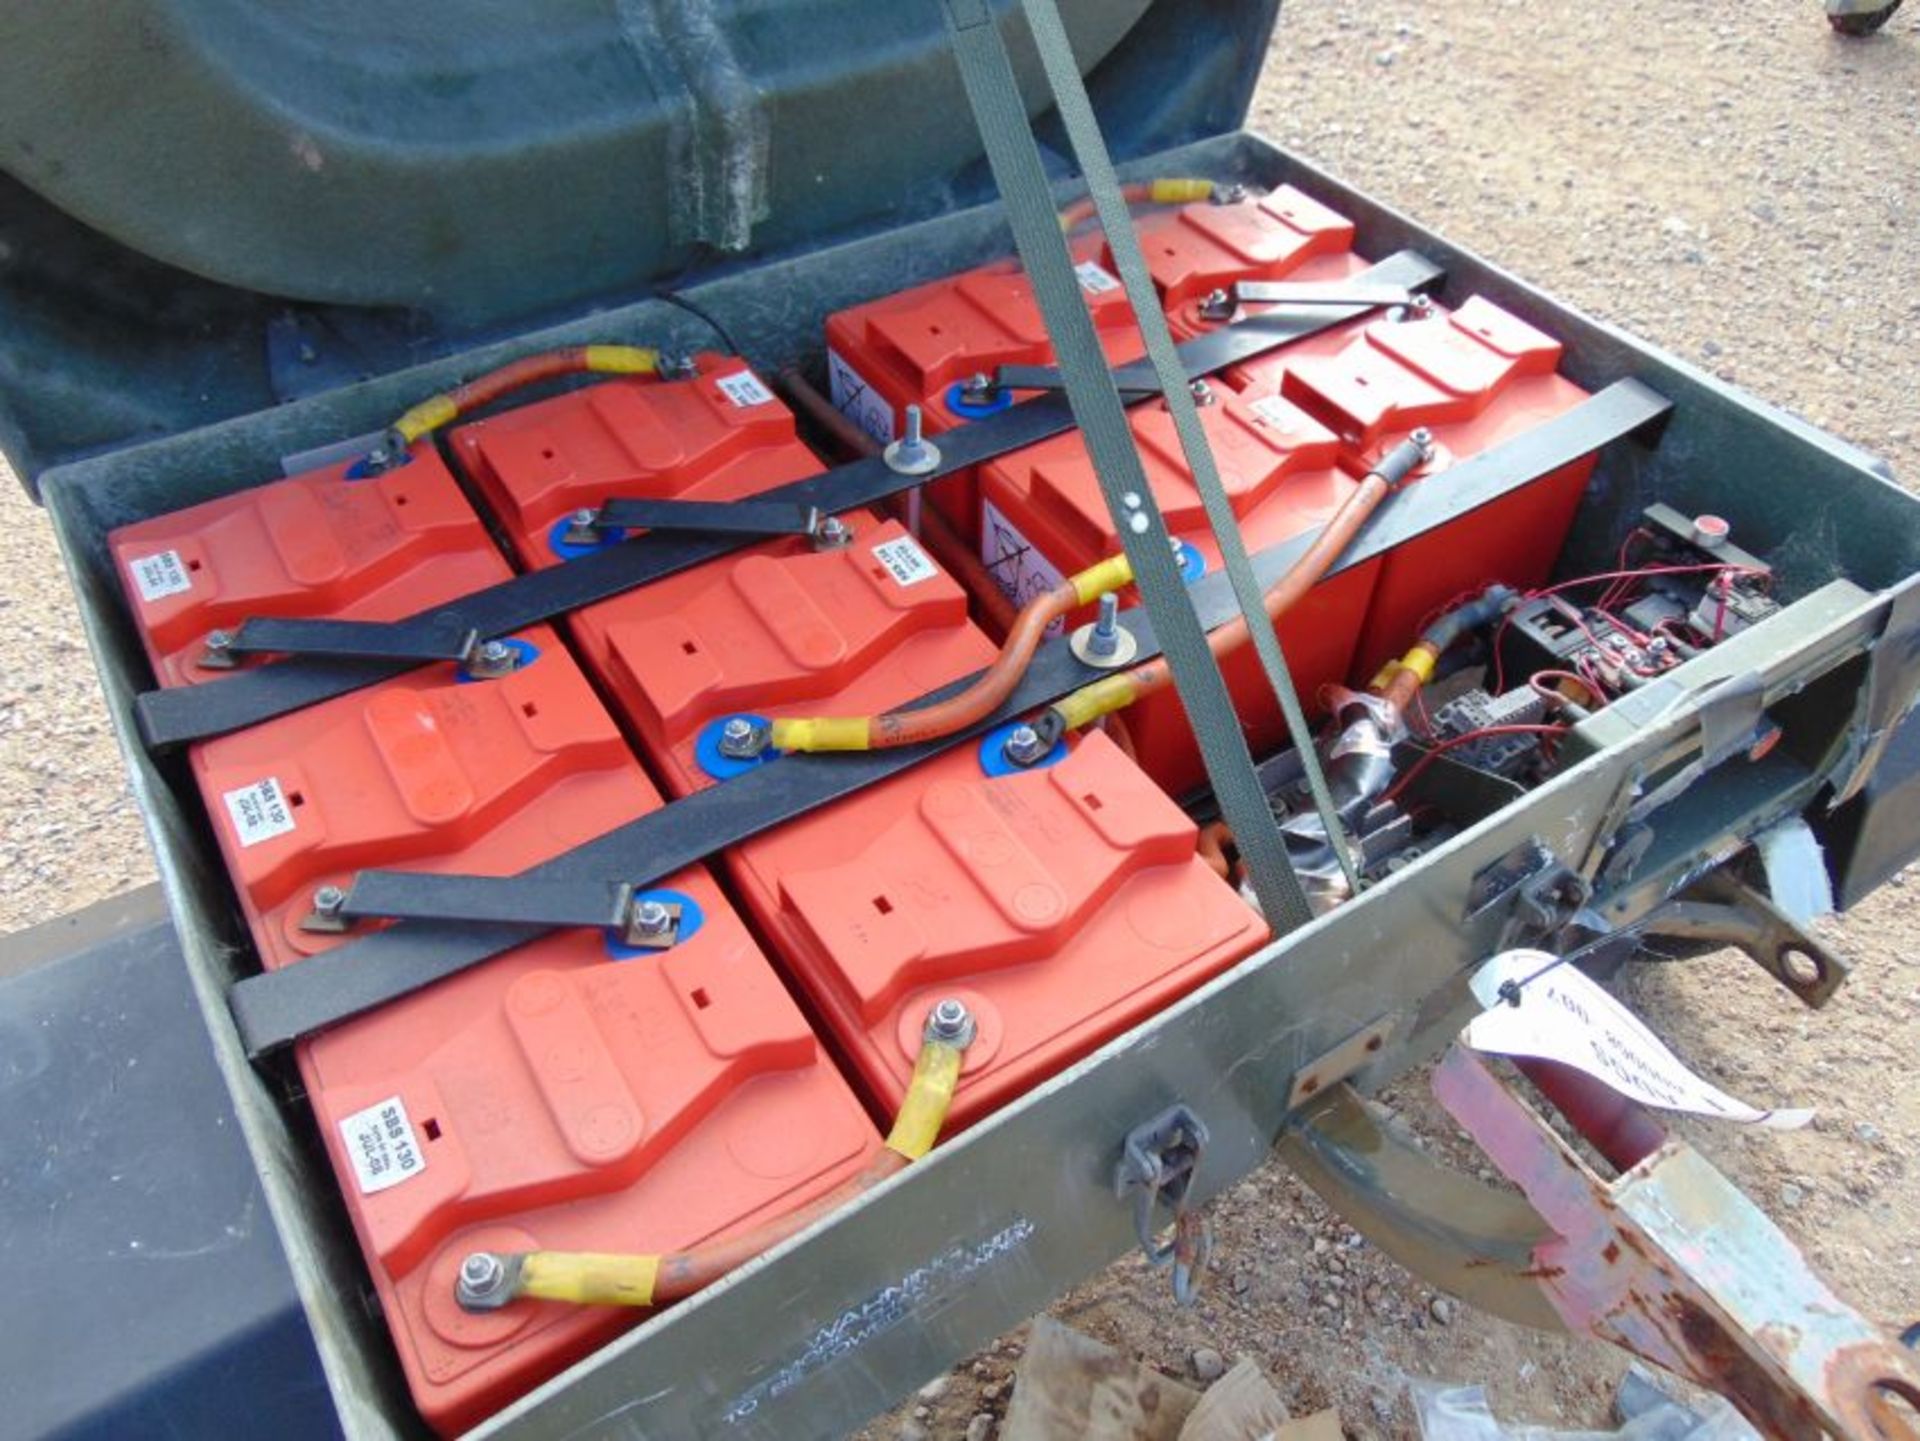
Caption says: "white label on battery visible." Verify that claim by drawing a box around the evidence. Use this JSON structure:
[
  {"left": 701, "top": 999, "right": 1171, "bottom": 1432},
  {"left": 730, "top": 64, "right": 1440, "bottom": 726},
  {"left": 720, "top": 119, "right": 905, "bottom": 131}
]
[
  {"left": 1249, "top": 395, "right": 1303, "bottom": 434},
  {"left": 221, "top": 777, "right": 297, "bottom": 848},
  {"left": 981, "top": 498, "right": 1069, "bottom": 637},
  {"left": 1074, "top": 260, "right": 1121, "bottom": 295},
  {"left": 1463, "top": 950, "right": 1814, "bottom": 1130},
  {"left": 338, "top": 1095, "right": 427, "bottom": 1195},
  {"left": 715, "top": 369, "right": 776, "bottom": 407},
  {"left": 826, "top": 347, "right": 896, "bottom": 443},
  {"left": 871, "top": 535, "right": 940, "bottom": 588},
  {"left": 128, "top": 549, "right": 192, "bottom": 602}
]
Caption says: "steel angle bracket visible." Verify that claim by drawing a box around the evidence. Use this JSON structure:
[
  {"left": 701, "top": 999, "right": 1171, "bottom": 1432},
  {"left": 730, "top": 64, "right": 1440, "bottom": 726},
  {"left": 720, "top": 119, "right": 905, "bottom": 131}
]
[
  {"left": 1431, "top": 1046, "right": 1920, "bottom": 1441},
  {"left": 1638, "top": 867, "right": 1850, "bottom": 1008}
]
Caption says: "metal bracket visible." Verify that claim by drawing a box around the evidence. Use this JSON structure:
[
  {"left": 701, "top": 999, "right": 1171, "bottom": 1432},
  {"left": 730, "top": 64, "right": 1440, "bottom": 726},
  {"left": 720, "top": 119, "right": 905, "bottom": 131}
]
[
  {"left": 338, "top": 872, "right": 671, "bottom": 943},
  {"left": 991, "top": 361, "right": 1163, "bottom": 397},
  {"left": 1433, "top": 1046, "right": 1920, "bottom": 1441},
  {"left": 1831, "top": 574, "right": 1920, "bottom": 807},
  {"left": 224, "top": 615, "right": 481, "bottom": 664},
  {"left": 1285, "top": 1015, "right": 1398, "bottom": 1111},
  {"left": 1231, "top": 279, "right": 1421, "bottom": 310},
  {"left": 566, "top": 497, "right": 826, "bottom": 545},
  {"left": 1112, "top": 1105, "right": 1212, "bottom": 1307},
  {"left": 1639, "top": 868, "right": 1849, "bottom": 1008},
  {"left": 1625, "top": 670, "right": 1770, "bottom": 824},
  {"left": 1467, "top": 837, "right": 1591, "bottom": 949}
]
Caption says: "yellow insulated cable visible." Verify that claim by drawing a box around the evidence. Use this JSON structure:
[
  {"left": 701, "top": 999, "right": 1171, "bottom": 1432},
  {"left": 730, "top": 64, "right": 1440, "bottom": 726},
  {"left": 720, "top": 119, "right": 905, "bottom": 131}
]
[
  {"left": 462, "top": 1032, "right": 967, "bottom": 1312},
  {"left": 885, "top": 1036, "right": 966, "bottom": 1161},
  {"left": 770, "top": 552, "right": 1134, "bottom": 754},
  {"left": 513, "top": 1251, "right": 661, "bottom": 1308}
]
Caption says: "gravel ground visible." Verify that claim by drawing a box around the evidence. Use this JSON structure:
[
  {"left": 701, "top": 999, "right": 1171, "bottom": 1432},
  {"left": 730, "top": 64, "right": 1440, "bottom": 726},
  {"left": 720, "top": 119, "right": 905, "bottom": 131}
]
[{"left": 2, "top": 2, "right": 1915, "bottom": 1437}]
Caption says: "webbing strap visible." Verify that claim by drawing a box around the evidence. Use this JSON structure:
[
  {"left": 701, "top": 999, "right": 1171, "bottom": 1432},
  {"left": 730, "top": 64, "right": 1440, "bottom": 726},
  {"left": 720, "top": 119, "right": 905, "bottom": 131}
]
[
  {"left": 134, "top": 254, "right": 1437, "bottom": 751},
  {"left": 941, "top": 0, "right": 1315, "bottom": 929},
  {"left": 1021, "top": 0, "right": 1360, "bottom": 909},
  {"left": 225, "top": 379, "right": 1672, "bottom": 1056}
]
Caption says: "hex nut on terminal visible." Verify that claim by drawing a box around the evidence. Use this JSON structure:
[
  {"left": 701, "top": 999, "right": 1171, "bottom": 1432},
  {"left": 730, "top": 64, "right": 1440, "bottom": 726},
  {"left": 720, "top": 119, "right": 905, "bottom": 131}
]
[
  {"left": 301, "top": 882, "right": 352, "bottom": 934},
  {"left": 925, "top": 997, "right": 977, "bottom": 1049},
  {"left": 199, "top": 628, "right": 238, "bottom": 670},
  {"left": 1001, "top": 723, "right": 1051, "bottom": 768},
  {"left": 456, "top": 1252, "right": 514, "bottom": 1312},
  {"left": 562, "top": 506, "right": 603, "bottom": 545},
  {"left": 1197, "top": 287, "right": 1236, "bottom": 323},
  {"left": 812, "top": 515, "right": 854, "bottom": 551},
  {"left": 716, "top": 716, "right": 771, "bottom": 760},
  {"left": 466, "top": 637, "right": 521, "bottom": 678}
]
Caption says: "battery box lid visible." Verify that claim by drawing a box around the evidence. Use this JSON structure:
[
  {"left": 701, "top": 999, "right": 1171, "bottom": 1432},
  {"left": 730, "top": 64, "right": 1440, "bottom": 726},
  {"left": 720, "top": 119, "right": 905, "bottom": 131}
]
[{"left": 0, "top": 0, "right": 1279, "bottom": 492}]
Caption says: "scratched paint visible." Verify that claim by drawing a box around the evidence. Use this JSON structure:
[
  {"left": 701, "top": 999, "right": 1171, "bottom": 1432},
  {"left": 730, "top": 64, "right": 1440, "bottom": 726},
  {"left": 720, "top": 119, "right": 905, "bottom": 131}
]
[{"left": 721, "top": 1217, "right": 1038, "bottom": 1423}]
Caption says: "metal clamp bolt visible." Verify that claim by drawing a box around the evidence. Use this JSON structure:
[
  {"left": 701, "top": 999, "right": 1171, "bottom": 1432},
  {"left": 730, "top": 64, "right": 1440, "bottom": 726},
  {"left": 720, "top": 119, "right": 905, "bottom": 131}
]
[
  {"left": 302, "top": 883, "right": 351, "bottom": 934},
  {"left": 621, "top": 895, "right": 681, "bottom": 949},
  {"left": 1209, "top": 182, "right": 1247, "bottom": 206},
  {"left": 199, "top": 628, "right": 237, "bottom": 670},
  {"left": 883, "top": 404, "right": 942, "bottom": 476},
  {"left": 1189, "top": 378, "right": 1217, "bottom": 407},
  {"left": 464, "top": 637, "right": 521, "bottom": 679},
  {"left": 958, "top": 371, "right": 1001, "bottom": 407},
  {"left": 456, "top": 1252, "right": 515, "bottom": 1312},
  {"left": 358, "top": 428, "right": 410, "bottom": 476},
  {"left": 924, "top": 997, "right": 977, "bottom": 1049},
  {"left": 1001, "top": 723, "right": 1051, "bottom": 769},
  {"left": 1070, "top": 592, "right": 1138, "bottom": 669},
  {"left": 811, "top": 515, "right": 853, "bottom": 551},
  {"left": 1410, "top": 294, "right": 1436, "bottom": 321},
  {"left": 716, "top": 715, "right": 772, "bottom": 760},
  {"left": 1197, "top": 287, "right": 1237, "bottom": 323},
  {"left": 562, "top": 506, "right": 603, "bottom": 546},
  {"left": 1409, "top": 426, "right": 1436, "bottom": 459},
  {"left": 659, "top": 354, "right": 701, "bottom": 381}
]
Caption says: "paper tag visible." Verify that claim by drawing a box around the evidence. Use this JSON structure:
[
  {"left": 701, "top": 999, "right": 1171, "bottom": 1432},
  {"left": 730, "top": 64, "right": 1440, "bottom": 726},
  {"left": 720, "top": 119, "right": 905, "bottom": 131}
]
[
  {"left": 827, "top": 347, "right": 896, "bottom": 443},
  {"left": 1464, "top": 950, "right": 1814, "bottom": 1130},
  {"left": 338, "top": 1096, "right": 427, "bottom": 1195},
  {"left": 715, "top": 369, "right": 776, "bottom": 408},
  {"left": 128, "top": 549, "right": 193, "bottom": 602},
  {"left": 1074, "top": 260, "right": 1121, "bottom": 295},
  {"left": 981, "top": 498, "right": 1069, "bottom": 636},
  {"left": 872, "top": 535, "right": 939, "bottom": 588},
  {"left": 221, "top": 777, "right": 297, "bottom": 848},
  {"left": 1249, "top": 395, "right": 1304, "bottom": 434}
]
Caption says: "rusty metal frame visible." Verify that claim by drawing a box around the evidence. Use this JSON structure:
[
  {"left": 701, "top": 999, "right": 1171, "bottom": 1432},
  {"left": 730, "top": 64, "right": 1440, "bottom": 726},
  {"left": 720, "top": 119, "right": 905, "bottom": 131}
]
[{"left": 1431, "top": 1047, "right": 1920, "bottom": 1440}]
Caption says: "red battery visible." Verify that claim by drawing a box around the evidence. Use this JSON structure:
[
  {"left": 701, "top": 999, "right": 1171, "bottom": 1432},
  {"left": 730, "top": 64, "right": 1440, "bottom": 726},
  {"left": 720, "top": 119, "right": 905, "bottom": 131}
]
[
  {"left": 978, "top": 382, "right": 1382, "bottom": 797},
  {"left": 448, "top": 354, "right": 825, "bottom": 571},
  {"left": 191, "top": 624, "right": 644, "bottom": 968},
  {"left": 1259, "top": 296, "right": 1599, "bottom": 673},
  {"left": 564, "top": 511, "right": 999, "bottom": 797},
  {"left": 1123, "top": 183, "right": 1364, "bottom": 335},
  {"left": 531, "top": 479, "right": 1262, "bottom": 1131},
  {"left": 107, "top": 445, "right": 510, "bottom": 688},
  {"left": 737, "top": 730, "right": 1268, "bottom": 1129},
  {"left": 822, "top": 237, "right": 1145, "bottom": 546},
  {"left": 192, "top": 626, "right": 881, "bottom": 1436}
]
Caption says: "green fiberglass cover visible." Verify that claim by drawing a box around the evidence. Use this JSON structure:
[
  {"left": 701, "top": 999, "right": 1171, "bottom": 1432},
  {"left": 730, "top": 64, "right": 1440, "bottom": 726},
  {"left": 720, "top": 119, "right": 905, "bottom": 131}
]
[{"left": 0, "top": 0, "right": 1278, "bottom": 487}]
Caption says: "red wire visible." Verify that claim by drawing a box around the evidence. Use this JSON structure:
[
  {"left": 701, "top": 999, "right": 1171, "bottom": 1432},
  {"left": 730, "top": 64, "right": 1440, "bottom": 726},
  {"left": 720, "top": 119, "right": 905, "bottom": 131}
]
[
  {"left": 1490, "top": 560, "right": 1761, "bottom": 694},
  {"left": 1383, "top": 723, "right": 1569, "bottom": 805}
]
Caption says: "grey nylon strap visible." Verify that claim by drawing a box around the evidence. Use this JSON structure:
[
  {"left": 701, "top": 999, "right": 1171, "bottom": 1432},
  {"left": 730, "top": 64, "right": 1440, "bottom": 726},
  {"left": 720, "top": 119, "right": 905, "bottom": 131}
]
[
  {"left": 940, "top": 0, "right": 1316, "bottom": 930},
  {"left": 1021, "top": 0, "right": 1362, "bottom": 900}
]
